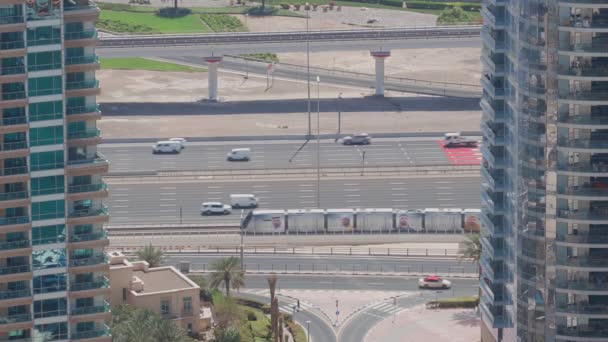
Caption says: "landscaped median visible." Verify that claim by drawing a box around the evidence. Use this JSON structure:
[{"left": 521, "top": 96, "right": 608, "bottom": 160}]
[
  {"left": 100, "top": 58, "right": 206, "bottom": 72},
  {"left": 426, "top": 295, "right": 479, "bottom": 309}
]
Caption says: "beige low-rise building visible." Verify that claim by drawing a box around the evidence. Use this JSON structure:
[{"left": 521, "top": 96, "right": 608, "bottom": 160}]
[{"left": 107, "top": 251, "right": 212, "bottom": 337}]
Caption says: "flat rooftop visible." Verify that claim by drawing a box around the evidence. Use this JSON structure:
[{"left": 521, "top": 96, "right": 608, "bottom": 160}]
[{"left": 132, "top": 268, "right": 196, "bottom": 294}]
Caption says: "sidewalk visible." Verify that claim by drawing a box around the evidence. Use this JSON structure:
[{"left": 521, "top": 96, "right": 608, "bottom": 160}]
[{"left": 364, "top": 304, "right": 481, "bottom": 342}]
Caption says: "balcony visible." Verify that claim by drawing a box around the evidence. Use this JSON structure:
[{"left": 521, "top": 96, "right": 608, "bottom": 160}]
[
  {"left": 68, "top": 229, "right": 108, "bottom": 249},
  {"left": 0, "top": 288, "right": 31, "bottom": 305},
  {"left": 65, "top": 80, "right": 100, "bottom": 97},
  {"left": 481, "top": 75, "right": 505, "bottom": 99},
  {"left": 556, "top": 279, "right": 608, "bottom": 294},
  {"left": 481, "top": 209, "right": 505, "bottom": 237},
  {"left": 0, "top": 15, "right": 24, "bottom": 26},
  {"left": 481, "top": 121, "right": 504, "bottom": 147},
  {"left": 560, "top": 40, "right": 608, "bottom": 55},
  {"left": 481, "top": 165, "right": 504, "bottom": 192},
  {"left": 64, "top": 30, "right": 98, "bottom": 41},
  {"left": 558, "top": 114, "right": 608, "bottom": 129},
  {"left": 0, "top": 313, "right": 32, "bottom": 330},
  {"left": 558, "top": 162, "right": 608, "bottom": 176},
  {"left": 0, "top": 216, "right": 29, "bottom": 230},
  {"left": 0, "top": 239, "right": 30, "bottom": 258},
  {"left": 68, "top": 254, "right": 107, "bottom": 268},
  {"left": 0, "top": 265, "right": 30, "bottom": 277},
  {"left": 0, "top": 65, "right": 26, "bottom": 84},
  {"left": 557, "top": 255, "right": 608, "bottom": 269},
  {"left": 481, "top": 27, "right": 505, "bottom": 52},
  {"left": 557, "top": 186, "right": 608, "bottom": 200},
  {"left": 66, "top": 104, "right": 102, "bottom": 123},
  {"left": 556, "top": 303, "right": 608, "bottom": 317},
  {"left": 65, "top": 55, "right": 100, "bottom": 73},
  {"left": 557, "top": 233, "right": 608, "bottom": 246},
  {"left": 71, "top": 325, "right": 111, "bottom": 341},
  {"left": 481, "top": 6, "right": 505, "bottom": 28},
  {"left": 1, "top": 90, "right": 25, "bottom": 101},
  {"left": 0, "top": 116, "right": 27, "bottom": 136},
  {"left": 480, "top": 143, "right": 505, "bottom": 169},
  {"left": 556, "top": 325, "right": 608, "bottom": 340},
  {"left": 67, "top": 129, "right": 102, "bottom": 147},
  {"left": 34, "top": 308, "right": 67, "bottom": 319},
  {"left": 0, "top": 190, "right": 28, "bottom": 205},
  {"left": 0, "top": 40, "right": 25, "bottom": 52},
  {"left": 481, "top": 53, "right": 505, "bottom": 76},
  {"left": 480, "top": 300, "right": 509, "bottom": 329},
  {"left": 67, "top": 206, "right": 109, "bottom": 225},
  {"left": 71, "top": 301, "right": 110, "bottom": 317},
  {"left": 482, "top": 190, "right": 504, "bottom": 215},
  {"left": 558, "top": 138, "right": 608, "bottom": 152},
  {"left": 66, "top": 153, "right": 109, "bottom": 176},
  {"left": 0, "top": 141, "right": 28, "bottom": 159},
  {"left": 558, "top": 0, "right": 608, "bottom": 6},
  {"left": 559, "top": 65, "right": 608, "bottom": 80},
  {"left": 70, "top": 276, "right": 109, "bottom": 293},
  {"left": 480, "top": 96, "right": 505, "bottom": 123},
  {"left": 67, "top": 182, "right": 108, "bottom": 202}
]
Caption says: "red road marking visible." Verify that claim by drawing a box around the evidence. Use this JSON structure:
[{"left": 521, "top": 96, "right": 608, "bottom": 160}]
[{"left": 436, "top": 140, "right": 481, "bottom": 165}]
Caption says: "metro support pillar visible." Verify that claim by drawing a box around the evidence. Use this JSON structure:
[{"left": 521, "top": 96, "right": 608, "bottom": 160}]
[
  {"left": 370, "top": 50, "right": 391, "bottom": 97},
  {"left": 204, "top": 56, "right": 223, "bottom": 101}
]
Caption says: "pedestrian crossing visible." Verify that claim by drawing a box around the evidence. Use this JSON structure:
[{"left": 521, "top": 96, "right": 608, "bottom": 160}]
[
  {"left": 240, "top": 289, "right": 315, "bottom": 313},
  {"left": 365, "top": 301, "right": 403, "bottom": 315}
]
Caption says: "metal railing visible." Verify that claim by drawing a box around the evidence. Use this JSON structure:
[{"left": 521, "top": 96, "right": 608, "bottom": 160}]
[
  {"left": 0, "top": 191, "right": 27, "bottom": 201},
  {"left": 0, "top": 216, "right": 29, "bottom": 226},
  {"left": 0, "top": 239, "right": 29, "bottom": 250},
  {"left": 71, "top": 301, "right": 110, "bottom": 316},
  {"left": 0, "top": 288, "right": 30, "bottom": 301},
  {"left": 65, "top": 55, "right": 99, "bottom": 65},
  {"left": 69, "top": 254, "right": 107, "bottom": 267},
  {"left": 2, "top": 91, "right": 25, "bottom": 101},
  {"left": 66, "top": 104, "right": 100, "bottom": 115},
  {"left": 69, "top": 230, "right": 108, "bottom": 243},
  {"left": 68, "top": 206, "right": 108, "bottom": 218},
  {"left": 0, "top": 41, "right": 25, "bottom": 50},
  {"left": 67, "top": 153, "right": 108, "bottom": 167},
  {"left": 0, "top": 265, "right": 30, "bottom": 275},
  {"left": 65, "top": 80, "right": 99, "bottom": 91},
  {"left": 0, "top": 65, "right": 25, "bottom": 76},
  {"left": 68, "top": 182, "right": 107, "bottom": 194},
  {"left": 67, "top": 129, "right": 101, "bottom": 140},
  {"left": 1, "top": 116, "right": 26, "bottom": 126},
  {"left": 0, "top": 313, "right": 31, "bottom": 324},
  {"left": 65, "top": 30, "right": 97, "bottom": 41},
  {"left": 33, "top": 284, "right": 67, "bottom": 295},
  {"left": 0, "top": 15, "right": 24, "bottom": 25},
  {"left": 71, "top": 325, "right": 111, "bottom": 340},
  {"left": 70, "top": 276, "right": 109, "bottom": 292},
  {"left": 29, "top": 112, "right": 63, "bottom": 122}
]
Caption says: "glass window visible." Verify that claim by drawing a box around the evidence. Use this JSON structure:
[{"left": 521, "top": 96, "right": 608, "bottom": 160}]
[
  {"left": 29, "top": 126, "right": 63, "bottom": 146},
  {"left": 75, "top": 297, "right": 93, "bottom": 308},
  {"left": 25, "top": 0, "right": 60, "bottom": 21},
  {"left": 26, "top": 26, "right": 61, "bottom": 46},
  {"left": 0, "top": 31, "right": 24, "bottom": 50},
  {"left": 32, "top": 248, "right": 66, "bottom": 270},
  {"left": 161, "top": 299, "right": 170, "bottom": 315},
  {"left": 28, "top": 76, "right": 62, "bottom": 97},
  {"left": 71, "top": 248, "right": 93, "bottom": 259},
  {"left": 1, "top": 57, "right": 25, "bottom": 75},
  {"left": 33, "top": 322, "right": 68, "bottom": 341},
  {"left": 29, "top": 101, "right": 62, "bottom": 122},
  {"left": 30, "top": 150, "right": 64, "bottom": 171},
  {"left": 27, "top": 50, "right": 61, "bottom": 72},
  {"left": 66, "top": 96, "right": 85, "bottom": 108},
  {"left": 73, "top": 224, "right": 93, "bottom": 235},
  {"left": 2, "top": 82, "right": 25, "bottom": 100},
  {"left": 33, "top": 273, "right": 66, "bottom": 294},
  {"left": 31, "top": 199, "right": 65, "bottom": 221},
  {"left": 68, "top": 121, "right": 86, "bottom": 134},
  {"left": 31, "top": 175, "right": 64, "bottom": 196},
  {"left": 32, "top": 224, "right": 65, "bottom": 245},
  {"left": 65, "top": 47, "right": 84, "bottom": 59},
  {"left": 183, "top": 297, "right": 192, "bottom": 312}
]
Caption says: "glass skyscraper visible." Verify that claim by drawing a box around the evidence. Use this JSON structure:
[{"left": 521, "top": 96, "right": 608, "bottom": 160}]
[
  {"left": 481, "top": 0, "right": 608, "bottom": 341},
  {"left": 0, "top": 0, "right": 110, "bottom": 340}
]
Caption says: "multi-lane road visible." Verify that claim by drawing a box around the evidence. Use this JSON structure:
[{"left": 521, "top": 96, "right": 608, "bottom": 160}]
[
  {"left": 100, "top": 138, "right": 475, "bottom": 174},
  {"left": 106, "top": 176, "right": 481, "bottom": 225}
]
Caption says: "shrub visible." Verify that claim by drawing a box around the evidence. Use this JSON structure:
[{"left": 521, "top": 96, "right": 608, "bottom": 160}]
[
  {"left": 280, "top": 3, "right": 291, "bottom": 9},
  {"left": 236, "top": 298, "right": 266, "bottom": 310},
  {"left": 200, "top": 288, "right": 213, "bottom": 302},
  {"left": 200, "top": 13, "right": 246, "bottom": 32},
  {"left": 156, "top": 7, "right": 192, "bottom": 17},
  {"left": 405, "top": 0, "right": 480, "bottom": 11},
  {"left": 427, "top": 296, "right": 479, "bottom": 309},
  {"left": 246, "top": 5, "right": 278, "bottom": 15},
  {"left": 97, "top": 18, "right": 157, "bottom": 34},
  {"left": 261, "top": 304, "right": 271, "bottom": 314},
  {"left": 438, "top": 6, "right": 472, "bottom": 24},
  {"left": 246, "top": 310, "right": 257, "bottom": 321},
  {"left": 293, "top": 4, "right": 301, "bottom": 10}
]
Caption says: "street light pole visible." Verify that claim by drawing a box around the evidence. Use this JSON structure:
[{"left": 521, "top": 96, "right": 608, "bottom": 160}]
[
  {"left": 316, "top": 76, "right": 321, "bottom": 209},
  {"left": 337, "top": 92, "right": 342, "bottom": 138},
  {"left": 239, "top": 210, "right": 244, "bottom": 270},
  {"left": 306, "top": 320, "right": 311, "bottom": 342},
  {"left": 361, "top": 151, "right": 366, "bottom": 176},
  {"left": 306, "top": 10, "right": 311, "bottom": 138}
]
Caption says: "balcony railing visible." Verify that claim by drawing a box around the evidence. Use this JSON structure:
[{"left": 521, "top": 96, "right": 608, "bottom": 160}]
[
  {"left": 33, "top": 284, "right": 67, "bottom": 295},
  {"left": 0, "top": 288, "right": 30, "bottom": 301},
  {"left": 561, "top": 40, "right": 608, "bottom": 53},
  {"left": 0, "top": 265, "right": 30, "bottom": 275},
  {"left": 559, "top": 187, "right": 608, "bottom": 198},
  {"left": 559, "top": 139, "right": 608, "bottom": 150},
  {"left": 0, "top": 191, "right": 28, "bottom": 201},
  {"left": 69, "top": 230, "right": 107, "bottom": 243},
  {"left": 27, "top": 37, "right": 61, "bottom": 47},
  {"left": 64, "top": 2, "right": 99, "bottom": 12},
  {"left": 0, "top": 313, "right": 31, "bottom": 325},
  {"left": 1, "top": 116, "right": 27, "bottom": 126},
  {"left": 557, "top": 255, "right": 608, "bottom": 267},
  {"left": 34, "top": 308, "right": 67, "bottom": 319},
  {"left": 65, "top": 80, "right": 99, "bottom": 91},
  {"left": 556, "top": 280, "right": 608, "bottom": 292},
  {"left": 0, "top": 41, "right": 25, "bottom": 50},
  {"left": 0, "top": 216, "right": 29, "bottom": 226},
  {"left": 0, "top": 239, "right": 29, "bottom": 251},
  {"left": 65, "top": 55, "right": 99, "bottom": 66},
  {"left": 28, "top": 88, "right": 62, "bottom": 97},
  {"left": 557, "top": 233, "right": 608, "bottom": 244},
  {"left": 67, "top": 129, "right": 101, "bottom": 140},
  {"left": 64, "top": 30, "right": 98, "bottom": 41},
  {"left": 1, "top": 65, "right": 25, "bottom": 76},
  {"left": 557, "top": 303, "right": 608, "bottom": 315},
  {"left": 66, "top": 105, "right": 101, "bottom": 115},
  {"left": 2, "top": 91, "right": 26, "bottom": 101},
  {"left": 71, "top": 301, "right": 110, "bottom": 316},
  {"left": 70, "top": 276, "right": 109, "bottom": 292},
  {"left": 31, "top": 162, "right": 64, "bottom": 172},
  {"left": 68, "top": 254, "right": 107, "bottom": 267},
  {"left": 0, "top": 16, "right": 24, "bottom": 25},
  {"left": 557, "top": 325, "right": 608, "bottom": 338},
  {"left": 71, "top": 325, "right": 111, "bottom": 340},
  {"left": 67, "top": 153, "right": 108, "bottom": 167},
  {"left": 559, "top": 115, "right": 608, "bottom": 126},
  {"left": 68, "top": 206, "right": 108, "bottom": 219},
  {"left": 481, "top": 27, "right": 505, "bottom": 51},
  {"left": 68, "top": 182, "right": 107, "bottom": 194},
  {"left": 0, "top": 141, "right": 28, "bottom": 152}
]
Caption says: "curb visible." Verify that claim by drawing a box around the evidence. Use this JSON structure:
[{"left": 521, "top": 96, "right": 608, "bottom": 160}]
[{"left": 189, "top": 270, "right": 478, "bottom": 278}]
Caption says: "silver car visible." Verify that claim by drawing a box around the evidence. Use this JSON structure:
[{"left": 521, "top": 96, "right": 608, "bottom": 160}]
[{"left": 342, "top": 133, "right": 371, "bottom": 145}]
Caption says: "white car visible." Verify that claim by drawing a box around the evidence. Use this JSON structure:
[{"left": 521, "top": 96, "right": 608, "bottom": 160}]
[
  {"left": 342, "top": 133, "right": 371, "bottom": 145},
  {"left": 418, "top": 276, "right": 452, "bottom": 289},
  {"left": 200, "top": 202, "right": 232, "bottom": 216},
  {"left": 169, "top": 138, "right": 186, "bottom": 149},
  {"left": 443, "top": 133, "right": 477, "bottom": 148},
  {"left": 152, "top": 141, "right": 182, "bottom": 154}
]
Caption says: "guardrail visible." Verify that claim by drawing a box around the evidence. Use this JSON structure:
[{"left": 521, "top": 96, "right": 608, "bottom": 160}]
[
  {"left": 99, "top": 26, "right": 482, "bottom": 48},
  {"left": 106, "top": 164, "right": 480, "bottom": 178}
]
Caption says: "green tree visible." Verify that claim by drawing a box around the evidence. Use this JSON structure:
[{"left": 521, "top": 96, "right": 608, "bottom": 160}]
[
  {"left": 212, "top": 326, "right": 241, "bottom": 342},
  {"left": 438, "top": 6, "right": 473, "bottom": 25},
  {"left": 209, "top": 257, "right": 245, "bottom": 297},
  {"left": 111, "top": 305, "right": 194, "bottom": 342},
  {"left": 135, "top": 243, "right": 164, "bottom": 267},
  {"left": 460, "top": 234, "right": 481, "bottom": 263},
  {"left": 214, "top": 295, "right": 244, "bottom": 330}
]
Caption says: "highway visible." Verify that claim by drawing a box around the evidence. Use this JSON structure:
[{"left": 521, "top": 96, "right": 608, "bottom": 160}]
[
  {"left": 100, "top": 138, "right": 472, "bottom": 174},
  {"left": 166, "top": 255, "right": 478, "bottom": 277},
  {"left": 105, "top": 175, "right": 482, "bottom": 225},
  {"left": 166, "top": 56, "right": 481, "bottom": 98},
  {"left": 97, "top": 27, "right": 481, "bottom": 57}
]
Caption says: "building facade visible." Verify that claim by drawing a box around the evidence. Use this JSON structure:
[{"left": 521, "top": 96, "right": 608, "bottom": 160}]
[
  {"left": 0, "top": 0, "right": 109, "bottom": 341},
  {"left": 107, "top": 251, "right": 212, "bottom": 338},
  {"left": 481, "top": 0, "right": 608, "bottom": 340}
]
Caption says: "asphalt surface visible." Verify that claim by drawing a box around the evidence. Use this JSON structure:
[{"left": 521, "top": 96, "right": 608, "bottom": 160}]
[
  {"left": 100, "top": 139, "right": 457, "bottom": 174},
  {"left": 166, "top": 255, "right": 478, "bottom": 276},
  {"left": 167, "top": 56, "right": 481, "bottom": 98},
  {"left": 106, "top": 176, "right": 482, "bottom": 225}
]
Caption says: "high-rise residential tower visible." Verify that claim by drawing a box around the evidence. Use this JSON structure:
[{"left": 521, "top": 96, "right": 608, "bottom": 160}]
[
  {"left": 0, "top": 0, "right": 110, "bottom": 340},
  {"left": 480, "top": 0, "right": 608, "bottom": 341}
]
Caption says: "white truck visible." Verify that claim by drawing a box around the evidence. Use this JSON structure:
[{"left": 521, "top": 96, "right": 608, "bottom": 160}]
[{"left": 443, "top": 133, "right": 478, "bottom": 148}]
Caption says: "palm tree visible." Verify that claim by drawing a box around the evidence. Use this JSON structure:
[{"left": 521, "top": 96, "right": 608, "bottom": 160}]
[
  {"left": 209, "top": 257, "right": 245, "bottom": 297},
  {"left": 135, "top": 243, "right": 165, "bottom": 268},
  {"left": 460, "top": 234, "right": 481, "bottom": 263}
]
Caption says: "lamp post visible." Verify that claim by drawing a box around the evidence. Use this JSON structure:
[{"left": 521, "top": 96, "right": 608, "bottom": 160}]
[
  {"left": 337, "top": 92, "right": 342, "bottom": 139},
  {"left": 306, "top": 320, "right": 311, "bottom": 342},
  {"left": 316, "top": 76, "right": 321, "bottom": 209},
  {"left": 306, "top": 9, "right": 311, "bottom": 137},
  {"left": 361, "top": 151, "right": 366, "bottom": 176},
  {"left": 239, "top": 210, "right": 244, "bottom": 270}
]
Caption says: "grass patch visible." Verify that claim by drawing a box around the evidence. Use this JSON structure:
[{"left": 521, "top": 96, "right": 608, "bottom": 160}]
[
  {"left": 427, "top": 295, "right": 479, "bottom": 309},
  {"left": 200, "top": 13, "right": 247, "bottom": 32},
  {"left": 240, "top": 53, "right": 279, "bottom": 62},
  {"left": 239, "top": 305, "right": 271, "bottom": 342},
  {"left": 97, "top": 1, "right": 305, "bottom": 17},
  {"left": 99, "top": 10, "right": 211, "bottom": 33},
  {"left": 100, "top": 58, "right": 206, "bottom": 72}
]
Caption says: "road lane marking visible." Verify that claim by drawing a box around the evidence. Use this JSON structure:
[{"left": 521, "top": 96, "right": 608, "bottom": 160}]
[
  {"left": 159, "top": 204, "right": 177, "bottom": 207},
  {"left": 160, "top": 193, "right": 176, "bottom": 195},
  {"left": 160, "top": 198, "right": 176, "bottom": 201},
  {"left": 299, "top": 189, "right": 314, "bottom": 192},
  {"left": 114, "top": 199, "right": 129, "bottom": 202},
  {"left": 207, "top": 192, "right": 222, "bottom": 194},
  {"left": 345, "top": 194, "right": 360, "bottom": 197},
  {"left": 343, "top": 189, "right": 359, "bottom": 192}
]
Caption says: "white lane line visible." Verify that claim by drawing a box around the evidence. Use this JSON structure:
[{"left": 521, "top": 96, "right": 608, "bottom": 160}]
[
  {"left": 391, "top": 188, "right": 407, "bottom": 191},
  {"left": 299, "top": 189, "right": 314, "bottom": 192},
  {"left": 207, "top": 192, "right": 222, "bottom": 194},
  {"left": 346, "top": 200, "right": 360, "bottom": 203},
  {"left": 253, "top": 191, "right": 269, "bottom": 193},
  {"left": 159, "top": 215, "right": 177, "bottom": 218},
  {"left": 344, "top": 183, "right": 359, "bottom": 186},
  {"left": 111, "top": 205, "right": 129, "bottom": 208},
  {"left": 390, "top": 182, "right": 404, "bottom": 185},
  {"left": 159, "top": 204, "right": 177, "bottom": 207},
  {"left": 391, "top": 194, "right": 406, "bottom": 196},
  {"left": 160, "top": 198, "right": 176, "bottom": 201},
  {"left": 160, "top": 193, "right": 176, "bottom": 195},
  {"left": 344, "top": 189, "right": 360, "bottom": 192},
  {"left": 345, "top": 194, "right": 360, "bottom": 197},
  {"left": 160, "top": 187, "right": 176, "bottom": 190},
  {"left": 436, "top": 187, "right": 453, "bottom": 189},
  {"left": 159, "top": 209, "right": 176, "bottom": 212},
  {"left": 299, "top": 195, "right": 314, "bottom": 198},
  {"left": 438, "top": 198, "right": 454, "bottom": 201},
  {"left": 392, "top": 199, "right": 409, "bottom": 202},
  {"left": 435, "top": 181, "right": 450, "bottom": 184},
  {"left": 300, "top": 201, "right": 314, "bottom": 204},
  {"left": 113, "top": 188, "right": 131, "bottom": 191},
  {"left": 252, "top": 185, "right": 267, "bottom": 188},
  {"left": 112, "top": 194, "right": 129, "bottom": 197},
  {"left": 437, "top": 193, "right": 453, "bottom": 195},
  {"left": 114, "top": 199, "right": 129, "bottom": 202},
  {"left": 298, "top": 184, "right": 314, "bottom": 187},
  {"left": 207, "top": 186, "right": 221, "bottom": 189},
  {"left": 114, "top": 211, "right": 129, "bottom": 214}
]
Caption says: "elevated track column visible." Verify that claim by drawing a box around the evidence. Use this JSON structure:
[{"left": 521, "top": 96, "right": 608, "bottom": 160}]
[
  {"left": 370, "top": 50, "right": 391, "bottom": 97},
  {"left": 204, "top": 56, "right": 223, "bottom": 101}
]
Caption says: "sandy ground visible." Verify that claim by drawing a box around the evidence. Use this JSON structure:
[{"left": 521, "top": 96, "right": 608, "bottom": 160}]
[{"left": 97, "top": 69, "right": 481, "bottom": 138}]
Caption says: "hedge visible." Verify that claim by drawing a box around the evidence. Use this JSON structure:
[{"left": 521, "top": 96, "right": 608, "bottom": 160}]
[
  {"left": 345, "top": 0, "right": 403, "bottom": 7},
  {"left": 426, "top": 296, "right": 479, "bottom": 309},
  {"left": 405, "top": 0, "right": 480, "bottom": 11}
]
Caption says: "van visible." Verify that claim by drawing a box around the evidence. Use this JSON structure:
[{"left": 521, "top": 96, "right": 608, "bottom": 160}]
[
  {"left": 230, "top": 194, "right": 258, "bottom": 209},
  {"left": 152, "top": 141, "right": 182, "bottom": 154},
  {"left": 227, "top": 148, "right": 251, "bottom": 161}
]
